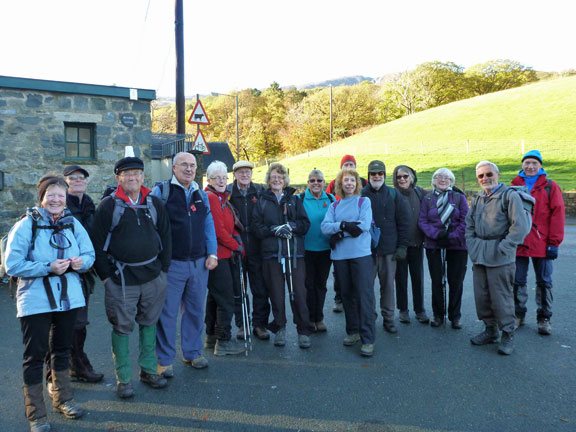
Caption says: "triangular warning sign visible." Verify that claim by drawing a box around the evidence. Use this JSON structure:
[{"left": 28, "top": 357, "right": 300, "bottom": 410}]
[
  {"left": 188, "top": 100, "right": 211, "bottom": 125},
  {"left": 192, "top": 129, "right": 210, "bottom": 153}
]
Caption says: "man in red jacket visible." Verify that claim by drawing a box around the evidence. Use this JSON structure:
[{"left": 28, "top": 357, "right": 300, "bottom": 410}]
[{"left": 511, "top": 150, "right": 565, "bottom": 335}]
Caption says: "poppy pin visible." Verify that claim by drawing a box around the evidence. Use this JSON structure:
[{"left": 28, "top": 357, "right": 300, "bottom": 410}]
[
  {"left": 323, "top": 202, "right": 328, "bottom": 207},
  {"left": 252, "top": 197, "right": 258, "bottom": 203},
  {"left": 191, "top": 205, "right": 197, "bottom": 212}
]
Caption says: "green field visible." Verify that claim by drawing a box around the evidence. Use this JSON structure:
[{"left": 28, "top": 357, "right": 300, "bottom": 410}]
[{"left": 252, "top": 76, "right": 576, "bottom": 191}]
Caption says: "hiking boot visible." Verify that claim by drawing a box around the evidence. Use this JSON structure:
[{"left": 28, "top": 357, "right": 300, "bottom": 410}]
[
  {"left": 383, "top": 321, "right": 398, "bottom": 334},
  {"left": 214, "top": 339, "right": 245, "bottom": 356},
  {"left": 416, "top": 312, "right": 430, "bottom": 324},
  {"left": 360, "top": 344, "right": 374, "bottom": 357},
  {"left": 515, "top": 316, "right": 525, "bottom": 329},
  {"left": 157, "top": 364, "right": 174, "bottom": 378},
  {"left": 298, "top": 334, "right": 311, "bottom": 349},
  {"left": 470, "top": 328, "right": 499, "bottom": 345},
  {"left": 253, "top": 327, "right": 270, "bottom": 340},
  {"left": 399, "top": 310, "right": 411, "bottom": 324},
  {"left": 343, "top": 333, "right": 361, "bottom": 346},
  {"left": 139, "top": 371, "right": 168, "bottom": 389},
  {"left": 54, "top": 399, "right": 84, "bottom": 419},
  {"left": 538, "top": 319, "right": 552, "bottom": 336},
  {"left": 204, "top": 334, "right": 217, "bottom": 349},
  {"left": 116, "top": 382, "right": 134, "bottom": 399},
  {"left": 29, "top": 417, "right": 51, "bottom": 432},
  {"left": 274, "top": 328, "right": 286, "bottom": 347},
  {"left": 451, "top": 319, "right": 463, "bottom": 330},
  {"left": 333, "top": 301, "right": 344, "bottom": 313},
  {"left": 315, "top": 321, "right": 327, "bottom": 332},
  {"left": 498, "top": 331, "right": 515, "bottom": 355},
  {"left": 70, "top": 367, "right": 104, "bottom": 383},
  {"left": 183, "top": 356, "right": 209, "bottom": 369},
  {"left": 430, "top": 317, "right": 444, "bottom": 327}
]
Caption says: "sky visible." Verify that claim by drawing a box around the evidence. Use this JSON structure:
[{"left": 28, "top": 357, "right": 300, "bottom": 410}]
[{"left": 1, "top": 0, "right": 574, "bottom": 97}]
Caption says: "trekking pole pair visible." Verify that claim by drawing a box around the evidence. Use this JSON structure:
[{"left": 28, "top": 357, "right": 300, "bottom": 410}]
[{"left": 238, "top": 257, "right": 252, "bottom": 355}]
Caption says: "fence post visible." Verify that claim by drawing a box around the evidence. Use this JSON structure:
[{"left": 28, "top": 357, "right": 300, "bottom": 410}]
[
  {"left": 421, "top": 141, "right": 424, "bottom": 154},
  {"left": 521, "top": 139, "right": 525, "bottom": 155},
  {"left": 466, "top": 139, "right": 469, "bottom": 153}
]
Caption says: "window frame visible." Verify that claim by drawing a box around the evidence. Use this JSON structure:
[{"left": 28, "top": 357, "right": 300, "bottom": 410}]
[{"left": 64, "top": 122, "right": 96, "bottom": 160}]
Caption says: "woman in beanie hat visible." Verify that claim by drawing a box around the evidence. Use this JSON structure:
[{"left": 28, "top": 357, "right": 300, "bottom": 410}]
[{"left": 5, "top": 173, "right": 95, "bottom": 431}]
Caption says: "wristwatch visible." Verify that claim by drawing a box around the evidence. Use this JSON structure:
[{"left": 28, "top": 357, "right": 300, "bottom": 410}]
[{"left": 208, "top": 254, "right": 218, "bottom": 260}]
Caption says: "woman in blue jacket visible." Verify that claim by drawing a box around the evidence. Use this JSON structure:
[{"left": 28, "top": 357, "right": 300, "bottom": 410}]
[
  {"left": 321, "top": 169, "right": 377, "bottom": 357},
  {"left": 300, "top": 169, "right": 334, "bottom": 332},
  {"left": 418, "top": 168, "right": 468, "bottom": 329},
  {"left": 5, "top": 174, "right": 95, "bottom": 432}
]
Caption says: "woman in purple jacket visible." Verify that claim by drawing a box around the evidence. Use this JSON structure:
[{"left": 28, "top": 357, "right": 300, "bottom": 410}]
[{"left": 418, "top": 168, "right": 468, "bottom": 329}]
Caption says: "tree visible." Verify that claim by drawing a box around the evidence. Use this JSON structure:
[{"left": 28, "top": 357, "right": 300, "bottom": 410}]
[{"left": 465, "top": 59, "right": 538, "bottom": 95}]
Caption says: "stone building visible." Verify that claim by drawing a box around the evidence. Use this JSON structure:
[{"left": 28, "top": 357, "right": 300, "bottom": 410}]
[{"left": 0, "top": 76, "right": 156, "bottom": 233}]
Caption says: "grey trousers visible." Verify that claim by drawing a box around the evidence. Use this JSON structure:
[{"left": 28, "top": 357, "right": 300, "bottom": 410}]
[
  {"left": 472, "top": 263, "right": 516, "bottom": 334},
  {"left": 373, "top": 254, "right": 397, "bottom": 322}
]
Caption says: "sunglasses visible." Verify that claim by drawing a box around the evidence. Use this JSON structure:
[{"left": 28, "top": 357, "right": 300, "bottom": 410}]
[
  {"left": 68, "top": 174, "right": 86, "bottom": 180},
  {"left": 308, "top": 178, "right": 324, "bottom": 183},
  {"left": 477, "top": 172, "right": 495, "bottom": 179},
  {"left": 396, "top": 174, "right": 409, "bottom": 180},
  {"left": 370, "top": 171, "right": 385, "bottom": 176}
]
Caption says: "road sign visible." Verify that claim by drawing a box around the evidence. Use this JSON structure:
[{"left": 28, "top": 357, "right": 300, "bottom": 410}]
[
  {"left": 188, "top": 100, "right": 211, "bottom": 125},
  {"left": 192, "top": 129, "right": 210, "bottom": 153}
]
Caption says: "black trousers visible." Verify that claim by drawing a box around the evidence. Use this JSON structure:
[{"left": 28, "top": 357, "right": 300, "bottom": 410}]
[
  {"left": 426, "top": 249, "right": 468, "bottom": 322},
  {"left": 304, "top": 250, "right": 332, "bottom": 323},
  {"left": 20, "top": 309, "right": 78, "bottom": 386},
  {"left": 205, "top": 258, "right": 235, "bottom": 341},
  {"left": 395, "top": 246, "right": 426, "bottom": 314}
]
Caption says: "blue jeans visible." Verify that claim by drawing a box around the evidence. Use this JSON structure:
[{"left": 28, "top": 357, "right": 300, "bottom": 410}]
[{"left": 514, "top": 256, "right": 553, "bottom": 320}]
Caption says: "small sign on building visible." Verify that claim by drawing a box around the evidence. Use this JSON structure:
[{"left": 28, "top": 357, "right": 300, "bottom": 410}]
[{"left": 120, "top": 113, "right": 137, "bottom": 127}]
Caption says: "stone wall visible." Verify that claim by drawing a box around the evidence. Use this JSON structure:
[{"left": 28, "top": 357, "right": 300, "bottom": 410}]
[{"left": 0, "top": 88, "right": 153, "bottom": 233}]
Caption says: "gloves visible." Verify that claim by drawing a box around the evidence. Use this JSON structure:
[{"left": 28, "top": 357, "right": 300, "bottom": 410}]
[
  {"left": 330, "top": 231, "right": 345, "bottom": 249},
  {"left": 546, "top": 245, "right": 559, "bottom": 260},
  {"left": 437, "top": 228, "right": 450, "bottom": 248},
  {"left": 437, "top": 229, "right": 449, "bottom": 240},
  {"left": 340, "top": 221, "right": 363, "bottom": 238},
  {"left": 272, "top": 224, "right": 292, "bottom": 239},
  {"left": 393, "top": 246, "right": 407, "bottom": 261}
]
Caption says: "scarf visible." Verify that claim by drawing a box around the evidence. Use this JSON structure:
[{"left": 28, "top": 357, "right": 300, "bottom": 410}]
[{"left": 434, "top": 187, "right": 454, "bottom": 228}]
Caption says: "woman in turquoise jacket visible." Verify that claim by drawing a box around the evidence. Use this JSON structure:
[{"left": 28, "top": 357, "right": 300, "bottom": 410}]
[
  {"left": 6, "top": 174, "right": 95, "bottom": 432},
  {"left": 301, "top": 169, "right": 334, "bottom": 332}
]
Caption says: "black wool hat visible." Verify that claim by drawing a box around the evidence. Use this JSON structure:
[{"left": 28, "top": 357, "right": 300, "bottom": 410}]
[{"left": 114, "top": 157, "right": 144, "bottom": 175}]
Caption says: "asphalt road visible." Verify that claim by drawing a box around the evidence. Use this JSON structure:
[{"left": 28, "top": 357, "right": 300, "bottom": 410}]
[{"left": 1, "top": 227, "right": 575, "bottom": 432}]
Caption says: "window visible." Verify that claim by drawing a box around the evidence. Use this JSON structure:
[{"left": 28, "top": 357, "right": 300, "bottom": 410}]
[{"left": 64, "top": 123, "right": 95, "bottom": 160}]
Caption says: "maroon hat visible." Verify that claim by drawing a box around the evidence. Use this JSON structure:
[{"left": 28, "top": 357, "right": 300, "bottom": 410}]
[
  {"left": 38, "top": 174, "right": 68, "bottom": 202},
  {"left": 340, "top": 155, "right": 357, "bottom": 168}
]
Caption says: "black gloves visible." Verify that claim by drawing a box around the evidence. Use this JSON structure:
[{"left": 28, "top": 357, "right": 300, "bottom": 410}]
[
  {"left": 393, "top": 246, "right": 407, "bottom": 261},
  {"left": 546, "top": 245, "right": 559, "bottom": 260},
  {"left": 330, "top": 231, "right": 345, "bottom": 249},
  {"left": 340, "top": 221, "right": 363, "bottom": 238},
  {"left": 437, "top": 229, "right": 450, "bottom": 248},
  {"left": 272, "top": 224, "right": 292, "bottom": 239}
]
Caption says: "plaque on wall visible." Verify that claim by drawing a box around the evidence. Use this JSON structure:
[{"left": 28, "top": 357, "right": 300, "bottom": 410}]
[{"left": 120, "top": 113, "right": 137, "bottom": 127}]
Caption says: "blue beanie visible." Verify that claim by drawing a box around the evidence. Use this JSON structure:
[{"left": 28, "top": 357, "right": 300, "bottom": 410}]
[{"left": 522, "top": 149, "right": 542, "bottom": 164}]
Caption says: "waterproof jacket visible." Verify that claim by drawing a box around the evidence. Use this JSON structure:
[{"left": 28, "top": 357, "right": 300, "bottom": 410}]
[
  {"left": 321, "top": 195, "right": 372, "bottom": 260},
  {"left": 5, "top": 207, "right": 95, "bottom": 318},
  {"left": 252, "top": 187, "right": 310, "bottom": 259},
  {"left": 465, "top": 184, "right": 531, "bottom": 267},
  {"left": 300, "top": 189, "right": 334, "bottom": 251},
  {"left": 511, "top": 174, "right": 565, "bottom": 257},
  {"left": 418, "top": 189, "right": 468, "bottom": 251},
  {"left": 361, "top": 183, "right": 410, "bottom": 255},
  {"left": 226, "top": 181, "right": 264, "bottom": 255},
  {"left": 392, "top": 165, "right": 425, "bottom": 247},
  {"left": 66, "top": 193, "right": 95, "bottom": 232},
  {"left": 91, "top": 185, "right": 172, "bottom": 285},
  {"left": 205, "top": 185, "right": 242, "bottom": 259}
]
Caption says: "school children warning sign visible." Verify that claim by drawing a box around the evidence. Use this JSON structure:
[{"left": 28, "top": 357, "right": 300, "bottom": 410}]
[{"left": 188, "top": 100, "right": 211, "bottom": 125}]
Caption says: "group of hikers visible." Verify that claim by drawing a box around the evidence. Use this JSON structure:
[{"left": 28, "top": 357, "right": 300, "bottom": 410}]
[{"left": 3, "top": 149, "right": 565, "bottom": 432}]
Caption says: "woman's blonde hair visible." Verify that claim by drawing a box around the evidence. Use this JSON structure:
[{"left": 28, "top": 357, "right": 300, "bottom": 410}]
[
  {"left": 334, "top": 168, "right": 361, "bottom": 197},
  {"left": 265, "top": 162, "right": 290, "bottom": 187}
]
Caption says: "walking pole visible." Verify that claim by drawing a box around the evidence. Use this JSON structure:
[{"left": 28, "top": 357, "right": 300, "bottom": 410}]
[
  {"left": 238, "top": 257, "right": 252, "bottom": 354},
  {"left": 441, "top": 247, "right": 447, "bottom": 327},
  {"left": 282, "top": 203, "right": 295, "bottom": 304}
]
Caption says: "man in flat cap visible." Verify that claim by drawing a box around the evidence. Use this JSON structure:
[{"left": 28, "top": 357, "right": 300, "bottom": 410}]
[
  {"left": 511, "top": 150, "right": 565, "bottom": 335},
  {"left": 91, "top": 157, "right": 172, "bottom": 398},
  {"left": 153, "top": 152, "right": 218, "bottom": 377},
  {"left": 226, "top": 160, "right": 270, "bottom": 340}
]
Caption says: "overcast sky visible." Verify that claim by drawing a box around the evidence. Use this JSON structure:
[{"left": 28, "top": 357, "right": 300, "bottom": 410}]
[{"left": 1, "top": 0, "right": 574, "bottom": 97}]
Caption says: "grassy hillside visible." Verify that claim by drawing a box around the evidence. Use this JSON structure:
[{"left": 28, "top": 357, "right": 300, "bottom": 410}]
[{"left": 253, "top": 76, "right": 576, "bottom": 191}]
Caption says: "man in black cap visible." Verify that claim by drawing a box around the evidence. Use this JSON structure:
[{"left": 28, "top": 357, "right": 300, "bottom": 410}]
[
  {"left": 91, "top": 157, "right": 172, "bottom": 399},
  {"left": 54, "top": 166, "right": 103, "bottom": 383},
  {"left": 362, "top": 160, "right": 410, "bottom": 334}
]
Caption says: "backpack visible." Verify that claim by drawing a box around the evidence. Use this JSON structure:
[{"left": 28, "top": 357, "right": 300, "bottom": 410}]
[
  {"left": 501, "top": 185, "right": 536, "bottom": 215},
  {"left": 298, "top": 191, "right": 335, "bottom": 203},
  {"left": 332, "top": 197, "right": 381, "bottom": 250}
]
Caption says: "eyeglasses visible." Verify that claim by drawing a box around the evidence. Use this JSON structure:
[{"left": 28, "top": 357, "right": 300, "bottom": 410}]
[
  {"left": 435, "top": 175, "right": 451, "bottom": 180},
  {"left": 477, "top": 172, "right": 495, "bottom": 179},
  {"left": 177, "top": 163, "right": 197, "bottom": 169},
  {"left": 370, "top": 171, "right": 385, "bottom": 176},
  {"left": 119, "top": 172, "right": 143, "bottom": 178},
  {"left": 308, "top": 178, "right": 324, "bottom": 183},
  {"left": 396, "top": 174, "right": 409, "bottom": 180},
  {"left": 67, "top": 174, "right": 86, "bottom": 180},
  {"left": 269, "top": 176, "right": 284, "bottom": 181},
  {"left": 210, "top": 176, "right": 228, "bottom": 182}
]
